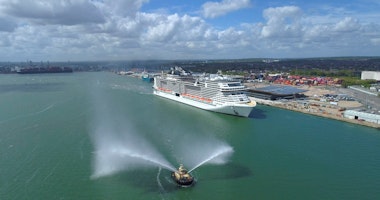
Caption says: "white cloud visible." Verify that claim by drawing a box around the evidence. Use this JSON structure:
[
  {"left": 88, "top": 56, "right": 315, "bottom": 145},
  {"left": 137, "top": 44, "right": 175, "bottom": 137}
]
[
  {"left": 0, "top": 2, "right": 380, "bottom": 61},
  {"left": 333, "top": 17, "right": 360, "bottom": 32},
  {"left": 202, "top": 0, "right": 251, "bottom": 19},
  {"left": 0, "top": 17, "right": 17, "bottom": 32},
  {"left": 261, "top": 6, "right": 303, "bottom": 38},
  {"left": 140, "top": 13, "right": 213, "bottom": 45},
  {"left": 252, "top": 5, "right": 380, "bottom": 57},
  {"left": 371, "top": 38, "right": 380, "bottom": 45},
  {"left": 97, "top": 0, "right": 149, "bottom": 17},
  {"left": 0, "top": 0, "right": 105, "bottom": 25}
]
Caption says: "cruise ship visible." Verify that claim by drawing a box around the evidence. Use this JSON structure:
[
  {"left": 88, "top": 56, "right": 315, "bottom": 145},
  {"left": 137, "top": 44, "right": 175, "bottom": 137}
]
[{"left": 153, "top": 70, "right": 256, "bottom": 117}]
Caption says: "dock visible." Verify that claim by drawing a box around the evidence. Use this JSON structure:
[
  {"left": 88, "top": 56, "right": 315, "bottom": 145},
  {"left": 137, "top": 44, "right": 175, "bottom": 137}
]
[{"left": 247, "top": 83, "right": 380, "bottom": 129}]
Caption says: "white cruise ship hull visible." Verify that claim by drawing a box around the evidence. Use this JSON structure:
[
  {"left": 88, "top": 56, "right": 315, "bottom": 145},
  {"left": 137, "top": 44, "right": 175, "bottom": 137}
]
[{"left": 154, "top": 90, "right": 255, "bottom": 117}]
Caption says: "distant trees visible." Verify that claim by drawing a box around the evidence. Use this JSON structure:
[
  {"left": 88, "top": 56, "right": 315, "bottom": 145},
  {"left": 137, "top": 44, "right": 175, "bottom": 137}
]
[{"left": 340, "top": 77, "right": 377, "bottom": 88}]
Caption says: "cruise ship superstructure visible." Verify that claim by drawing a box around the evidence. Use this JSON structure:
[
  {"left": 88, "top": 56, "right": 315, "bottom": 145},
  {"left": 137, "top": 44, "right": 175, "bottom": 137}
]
[{"left": 153, "top": 71, "right": 256, "bottom": 117}]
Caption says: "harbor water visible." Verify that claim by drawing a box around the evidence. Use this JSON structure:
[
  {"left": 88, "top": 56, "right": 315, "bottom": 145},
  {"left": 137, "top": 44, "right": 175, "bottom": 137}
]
[{"left": 1, "top": 72, "right": 379, "bottom": 200}]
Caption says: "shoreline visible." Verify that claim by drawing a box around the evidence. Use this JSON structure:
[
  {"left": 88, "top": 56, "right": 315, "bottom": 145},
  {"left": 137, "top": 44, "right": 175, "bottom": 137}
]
[
  {"left": 250, "top": 97, "right": 380, "bottom": 129},
  {"left": 246, "top": 82, "right": 380, "bottom": 129},
  {"left": 121, "top": 73, "right": 379, "bottom": 128}
]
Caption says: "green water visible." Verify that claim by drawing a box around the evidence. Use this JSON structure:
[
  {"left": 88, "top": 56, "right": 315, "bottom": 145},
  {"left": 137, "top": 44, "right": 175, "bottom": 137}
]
[{"left": 1, "top": 72, "right": 379, "bottom": 200}]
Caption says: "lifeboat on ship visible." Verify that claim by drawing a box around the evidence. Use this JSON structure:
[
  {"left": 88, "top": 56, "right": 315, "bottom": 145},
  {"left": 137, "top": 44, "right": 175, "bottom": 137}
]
[{"left": 171, "top": 164, "right": 194, "bottom": 186}]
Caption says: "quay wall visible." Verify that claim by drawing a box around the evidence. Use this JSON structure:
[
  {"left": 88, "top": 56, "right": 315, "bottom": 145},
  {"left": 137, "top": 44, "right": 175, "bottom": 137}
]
[{"left": 250, "top": 97, "right": 380, "bottom": 129}]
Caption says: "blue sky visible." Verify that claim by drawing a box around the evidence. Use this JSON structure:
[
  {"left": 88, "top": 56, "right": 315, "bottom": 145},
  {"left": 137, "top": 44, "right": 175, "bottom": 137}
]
[{"left": 0, "top": 0, "right": 379, "bottom": 61}]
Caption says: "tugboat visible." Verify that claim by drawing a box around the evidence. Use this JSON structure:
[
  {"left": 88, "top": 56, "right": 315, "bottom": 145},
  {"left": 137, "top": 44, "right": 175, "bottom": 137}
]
[{"left": 171, "top": 164, "right": 194, "bottom": 186}]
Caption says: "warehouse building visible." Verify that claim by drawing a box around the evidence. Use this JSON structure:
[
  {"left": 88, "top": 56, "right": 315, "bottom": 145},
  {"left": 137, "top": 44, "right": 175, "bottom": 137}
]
[
  {"left": 361, "top": 71, "right": 380, "bottom": 81},
  {"left": 343, "top": 110, "right": 380, "bottom": 124}
]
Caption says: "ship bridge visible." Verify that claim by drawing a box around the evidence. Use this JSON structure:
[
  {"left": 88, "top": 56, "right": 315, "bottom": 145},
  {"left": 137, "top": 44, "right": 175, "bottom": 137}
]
[{"left": 218, "top": 82, "right": 246, "bottom": 92}]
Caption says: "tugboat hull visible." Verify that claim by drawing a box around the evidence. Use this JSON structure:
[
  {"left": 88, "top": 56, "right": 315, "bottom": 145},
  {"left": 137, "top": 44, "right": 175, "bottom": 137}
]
[
  {"left": 171, "top": 165, "right": 194, "bottom": 187},
  {"left": 171, "top": 172, "right": 194, "bottom": 186}
]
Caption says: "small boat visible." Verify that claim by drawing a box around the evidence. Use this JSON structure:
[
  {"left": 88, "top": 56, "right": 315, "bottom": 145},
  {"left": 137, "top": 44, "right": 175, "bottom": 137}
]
[
  {"left": 141, "top": 70, "right": 154, "bottom": 82},
  {"left": 171, "top": 164, "right": 194, "bottom": 186}
]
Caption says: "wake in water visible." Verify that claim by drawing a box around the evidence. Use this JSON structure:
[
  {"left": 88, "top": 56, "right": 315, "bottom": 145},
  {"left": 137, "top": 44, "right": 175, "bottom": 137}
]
[
  {"left": 111, "top": 84, "right": 152, "bottom": 95},
  {"left": 0, "top": 103, "right": 56, "bottom": 125}
]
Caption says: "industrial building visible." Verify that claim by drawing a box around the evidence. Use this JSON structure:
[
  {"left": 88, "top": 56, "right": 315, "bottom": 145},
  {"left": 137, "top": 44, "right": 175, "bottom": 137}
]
[
  {"left": 247, "top": 85, "right": 307, "bottom": 100},
  {"left": 361, "top": 71, "right": 380, "bottom": 81},
  {"left": 343, "top": 110, "right": 380, "bottom": 124}
]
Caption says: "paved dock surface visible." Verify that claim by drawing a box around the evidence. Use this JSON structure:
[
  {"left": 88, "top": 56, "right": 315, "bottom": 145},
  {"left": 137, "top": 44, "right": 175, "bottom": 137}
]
[{"left": 247, "top": 83, "right": 380, "bottom": 129}]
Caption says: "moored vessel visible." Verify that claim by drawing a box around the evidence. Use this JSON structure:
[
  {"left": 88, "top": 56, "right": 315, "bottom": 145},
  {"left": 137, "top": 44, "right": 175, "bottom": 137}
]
[
  {"left": 153, "top": 68, "right": 256, "bottom": 117},
  {"left": 17, "top": 67, "right": 73, "bottom": 74},
  {"left": 141, "top": 70, "right": 154, "bottom": 82}
]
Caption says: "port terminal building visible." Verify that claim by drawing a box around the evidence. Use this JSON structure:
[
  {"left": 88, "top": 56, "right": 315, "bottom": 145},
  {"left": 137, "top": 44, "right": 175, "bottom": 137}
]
[{"left": 247, "top": 85, "right": 308, "bottom": 100}]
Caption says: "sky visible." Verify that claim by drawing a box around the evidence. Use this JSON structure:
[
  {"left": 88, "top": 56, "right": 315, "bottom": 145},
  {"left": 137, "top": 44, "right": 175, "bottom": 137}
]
[{"left": 0, "top": 0, "right": 379, "bottom": 62}]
